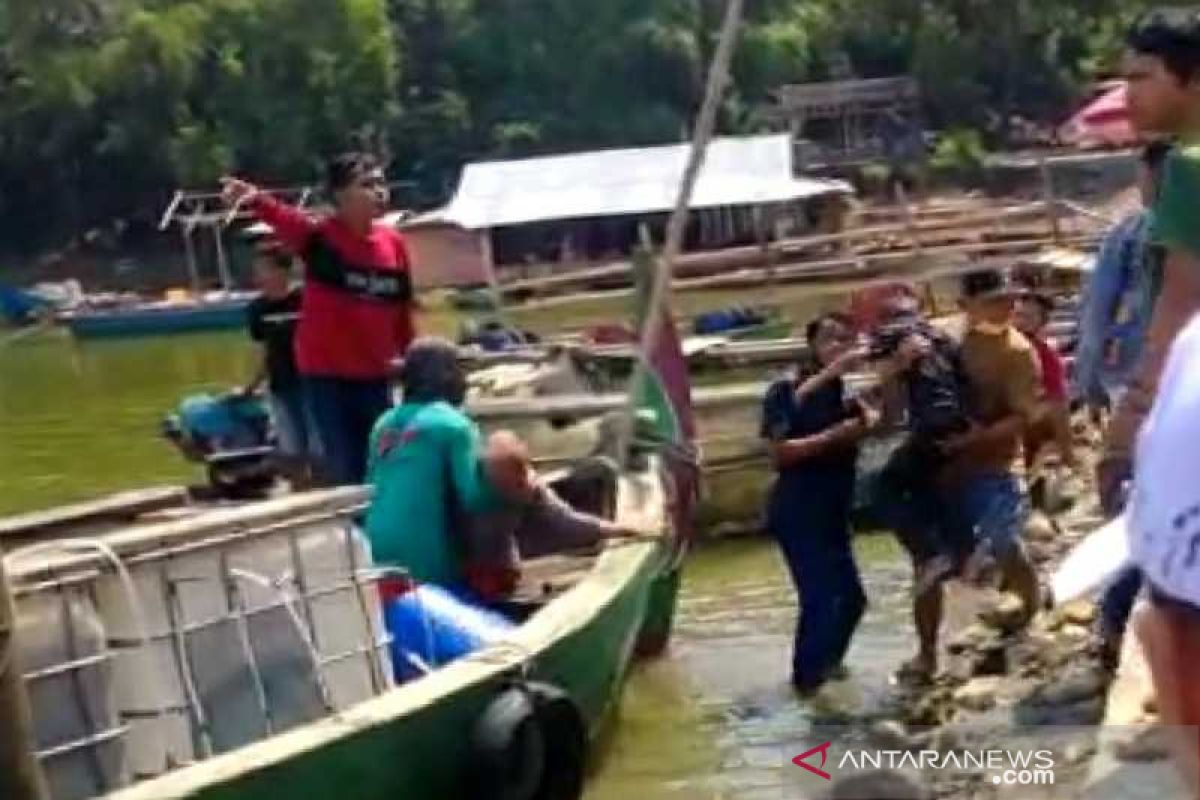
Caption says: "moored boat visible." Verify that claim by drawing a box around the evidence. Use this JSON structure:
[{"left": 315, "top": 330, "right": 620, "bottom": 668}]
[
  {"left": 60, "top": 295, "right": 255, "bottom": 339},
  {"left": 3, "top": 458, "right": 677, "bottom": 800}
]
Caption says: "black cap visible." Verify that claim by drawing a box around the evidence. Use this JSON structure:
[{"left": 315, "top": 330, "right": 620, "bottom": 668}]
[{"left": 961, "top": 269, "right": 1014, "bottom": 300}]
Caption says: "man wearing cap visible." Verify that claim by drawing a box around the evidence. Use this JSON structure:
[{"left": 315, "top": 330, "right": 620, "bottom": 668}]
[
  {"left": 899, "top": 269, "right": 1043, "bottom": 680},
  {"left": 1055, "top": 314, "right": 1200, "bottom": 794}
]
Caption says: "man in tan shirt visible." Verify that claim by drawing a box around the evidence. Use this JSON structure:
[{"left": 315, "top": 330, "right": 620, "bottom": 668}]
[{"left": 896, "top": 270, "right": 1043, "bottom": 680}]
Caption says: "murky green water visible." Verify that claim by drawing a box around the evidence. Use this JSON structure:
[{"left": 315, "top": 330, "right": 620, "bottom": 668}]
[
  {"left": 0, "top": 330, "right": 255, "bottom": 516},
  {"left": 0, "top": 330, "right": 913, "bottom": 799},
  {"left": 587, "top": 537, "right": 911, "bottom": 800}
]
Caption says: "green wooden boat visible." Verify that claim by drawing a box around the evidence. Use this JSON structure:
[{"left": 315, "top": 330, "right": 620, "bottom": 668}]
[{"left": 5, "top": 461, "right": 679, "bottom": 800}]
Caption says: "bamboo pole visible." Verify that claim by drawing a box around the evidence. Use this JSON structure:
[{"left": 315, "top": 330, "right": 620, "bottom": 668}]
[
  {"left": 618, "top": 0, "right": 745, "bottom": 466},
  {"left": 0, "top": 559, "right": 50, "bottom": 800}
]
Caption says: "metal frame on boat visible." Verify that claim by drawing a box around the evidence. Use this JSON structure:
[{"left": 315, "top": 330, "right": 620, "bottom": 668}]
[{"left": 4, "top": 462, "right": 676, "bottom": 800}]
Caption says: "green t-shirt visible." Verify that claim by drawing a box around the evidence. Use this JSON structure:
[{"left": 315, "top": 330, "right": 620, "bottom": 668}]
[
  {"left": 365, "top": 401, "right": 496, "bottom": 586},
  {"left": 1151, "top": 143, "right": 1200, "bottom": 259}
]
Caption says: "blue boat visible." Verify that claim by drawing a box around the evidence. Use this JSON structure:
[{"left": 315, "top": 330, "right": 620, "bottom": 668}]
[
  {"left": 0, "top": 285, "right": 48, "bottom": 326},
  {"left": 61, "top": 295, "right": 254, "bottom": 339}
]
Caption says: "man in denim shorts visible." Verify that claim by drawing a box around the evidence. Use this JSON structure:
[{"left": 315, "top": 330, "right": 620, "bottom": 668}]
[{"left": 892, "top": 270, "right": 1043, "bottom": 681}]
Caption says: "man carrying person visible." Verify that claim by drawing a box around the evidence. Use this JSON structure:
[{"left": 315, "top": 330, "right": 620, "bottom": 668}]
[
  {"left": 242, "top": 243, "right": 311, "bottom": 486},
  {"left": 893, "top": 270, "right": 1043, "bottom": 681},
  {"left": 222, "top": 152, "right": 415, "bottom": 485}
]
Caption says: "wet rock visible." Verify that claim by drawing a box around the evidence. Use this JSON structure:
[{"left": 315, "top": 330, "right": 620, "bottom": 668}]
[
  {"left": 1032, "top": 669, "right": 1107, "bottom": 707},
  {"left": 947, "top": 623, "right": 995, "bottom": 655},
  {"left": 930, "top": 726, "right": 963, "bottom": 753},
  {"left": 1064, "top": 741, "right": 1096, "bottom": 766},
  {"left": 1114, "top": 726, "right": 1172, "bottom": 763},
  {"left": 1060, "top": 600, "right": 1097, "bottom": 627},
  {"left": 1058, "top": 623, "right": 1092, "bottom": 646},
  {"left": 980, "top": 594, "right": 1028, "bottom": 636},
  {"left": 953, "top": 677, "right": 1001, "bottom": 712},
  {"left": 870, "top": 719, "right": 919, "bottom": 750},
  {"left": 970, "top": 640, "right": 1009, "bottom": 677},
  {"left": 1015, "top": 697, "right": 1105, "bottom": 727},
  {"left": 944, "top": 655, "right": 976, "bottom": 684},
  {"left": 905, "top": 690, "right": 955, "bottom": 727}
]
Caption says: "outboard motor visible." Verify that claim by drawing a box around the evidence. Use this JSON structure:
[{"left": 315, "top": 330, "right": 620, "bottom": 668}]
[{"left": 162, "top": 392, "right": 277, "bottom": 498}]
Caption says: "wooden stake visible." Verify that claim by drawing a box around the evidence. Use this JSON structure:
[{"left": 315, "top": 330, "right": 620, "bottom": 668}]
[
  {"left": 618, "top": 0, "right": 745, "bottom": 465},
  {"left": 0, "top": 560, "right": 49, "bottom": 800}
]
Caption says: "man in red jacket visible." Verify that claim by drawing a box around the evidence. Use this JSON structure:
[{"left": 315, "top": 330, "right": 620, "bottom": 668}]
[{"left": 222, "top": 152, "right": 415, "bottom": 485}]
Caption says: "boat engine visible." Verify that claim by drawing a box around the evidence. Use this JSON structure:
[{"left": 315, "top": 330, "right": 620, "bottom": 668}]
[{"left": 162, "top": 392, "right": 277, "bottom": 498}]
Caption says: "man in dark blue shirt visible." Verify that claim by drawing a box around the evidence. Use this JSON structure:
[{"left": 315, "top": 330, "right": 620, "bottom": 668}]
[{"left": 761, "top": 312, "right": 876, "bottom": 694}]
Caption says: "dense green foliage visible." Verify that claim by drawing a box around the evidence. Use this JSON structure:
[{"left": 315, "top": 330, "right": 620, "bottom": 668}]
[{"left": 0, "top": 0, "right": 1157, "bottom": 254}]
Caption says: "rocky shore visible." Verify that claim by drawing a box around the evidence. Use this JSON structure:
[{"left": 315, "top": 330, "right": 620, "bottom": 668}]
[{"left": 850, "top": 475, "right": 1182, "bottom": 798}]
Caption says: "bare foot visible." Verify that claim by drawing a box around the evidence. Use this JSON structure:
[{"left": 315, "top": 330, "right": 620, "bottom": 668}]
[{"left": 893, "top": 654, "right": 936, "bottom": 686}]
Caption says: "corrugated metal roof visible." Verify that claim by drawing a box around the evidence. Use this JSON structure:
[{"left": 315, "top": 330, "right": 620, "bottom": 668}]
[{"left": 405, "top": 134, "right": 850, "bottom": 230}]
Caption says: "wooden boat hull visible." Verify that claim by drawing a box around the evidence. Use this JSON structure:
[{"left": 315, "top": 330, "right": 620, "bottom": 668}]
[
  {"left": 84, "top": 469, "right": 676, "bottom": 800},
  {"left": 62, "top": 299, "right": 252, "bottom": 339}
]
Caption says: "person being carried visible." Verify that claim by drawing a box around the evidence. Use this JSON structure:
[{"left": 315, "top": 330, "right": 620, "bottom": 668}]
[
  {"left": 242, "top": 243, "right": 311, "bottom": 486},
  {"left": 222, "top": 152, "right": 415, "bottom": 486},
  {"left": 868, "top": 293, "right": 978, "bottom": 590},
  {"left": 365, "top": 337, "right": 639, "bottom": 595},
  {"left": 761, "top": 312, "right": 878, "bottom": 694},
  {"left": 1013, "top": 289, "right": 1078, "bottom": 474}
]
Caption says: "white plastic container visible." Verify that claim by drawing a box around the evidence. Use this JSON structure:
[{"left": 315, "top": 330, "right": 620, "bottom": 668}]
[
  {"left": 96, "top": 519, "right": 391, "bottom": 761},
  {"left": 16, "top": 587, "right": 128, "bottom": 800}
]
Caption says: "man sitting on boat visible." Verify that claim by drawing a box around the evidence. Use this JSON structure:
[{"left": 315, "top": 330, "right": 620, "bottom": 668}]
[{"left": 366, "top": 337, "right": 641, "bottom": 600}]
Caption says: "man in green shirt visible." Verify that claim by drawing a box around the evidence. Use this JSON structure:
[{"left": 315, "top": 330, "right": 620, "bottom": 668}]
[
  {"left": 365, "top": 337, "right": 493, "bottom": 586},
  {"left": 1100, "top": 7, "right": 1200, "bottom": 511},
  {"left": 366, "top": 337, "right": 640, "bottom": 592}
]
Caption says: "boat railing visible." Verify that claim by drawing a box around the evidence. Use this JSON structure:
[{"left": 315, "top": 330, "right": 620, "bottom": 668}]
[{"left": 4, "top": 489, "right": 398, "bottom": 799}]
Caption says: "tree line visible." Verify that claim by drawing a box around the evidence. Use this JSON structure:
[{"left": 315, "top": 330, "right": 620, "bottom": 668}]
[{"left": 0, "top": 0, "right": 1156, "bottom": 256}]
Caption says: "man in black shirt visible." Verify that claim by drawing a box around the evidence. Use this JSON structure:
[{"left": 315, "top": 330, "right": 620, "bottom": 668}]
[{"left": 245, "top": 244, "right": 310, "bottom": 484}]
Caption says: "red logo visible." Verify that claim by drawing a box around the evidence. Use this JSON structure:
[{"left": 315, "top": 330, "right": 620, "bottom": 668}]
[
  {"left": 377, "top": 428, "right": 419, "bottom": 458},
  {"left": 793, "top": 742, "right": 833, "bottom": 780}
]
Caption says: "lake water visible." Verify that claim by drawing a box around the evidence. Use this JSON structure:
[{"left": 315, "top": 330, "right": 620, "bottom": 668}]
[{"left": 0, "top": 330, "right": 914, "bottom": 799}]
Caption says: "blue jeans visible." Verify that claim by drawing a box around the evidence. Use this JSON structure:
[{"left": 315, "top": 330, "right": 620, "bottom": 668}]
[
  {"left": 1099, "top": 567, "right": 1142, "bottom": 640},
  {"left": 770, "top": 486, "right": 866, "bottom": 689},
  {"left": 303, "top": 376, "right": 391, "bottom": 485},
  {"left": 267, "top": 385, "right": 312, "bottom": 459},
  {"left": 943, "top": 473, "right": 1029, "bottom": 559}
]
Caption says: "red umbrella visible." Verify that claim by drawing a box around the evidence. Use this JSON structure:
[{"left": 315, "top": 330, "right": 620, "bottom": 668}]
[{"left": 1060, "top": 83, "right": 1138, "bottom": 148}]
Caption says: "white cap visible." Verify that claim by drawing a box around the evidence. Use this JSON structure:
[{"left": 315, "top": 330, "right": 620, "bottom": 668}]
[{"left": 1053, "top": 314, "right": 1200, "bottom": 608}]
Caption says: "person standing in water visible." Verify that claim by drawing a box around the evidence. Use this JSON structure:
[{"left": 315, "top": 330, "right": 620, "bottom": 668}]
[
  {"left": 222, "top": 152, "right": 415, "bottom": 485},
  {"left": 761, "top": 312, "right": 877, "bottom": 694}
]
